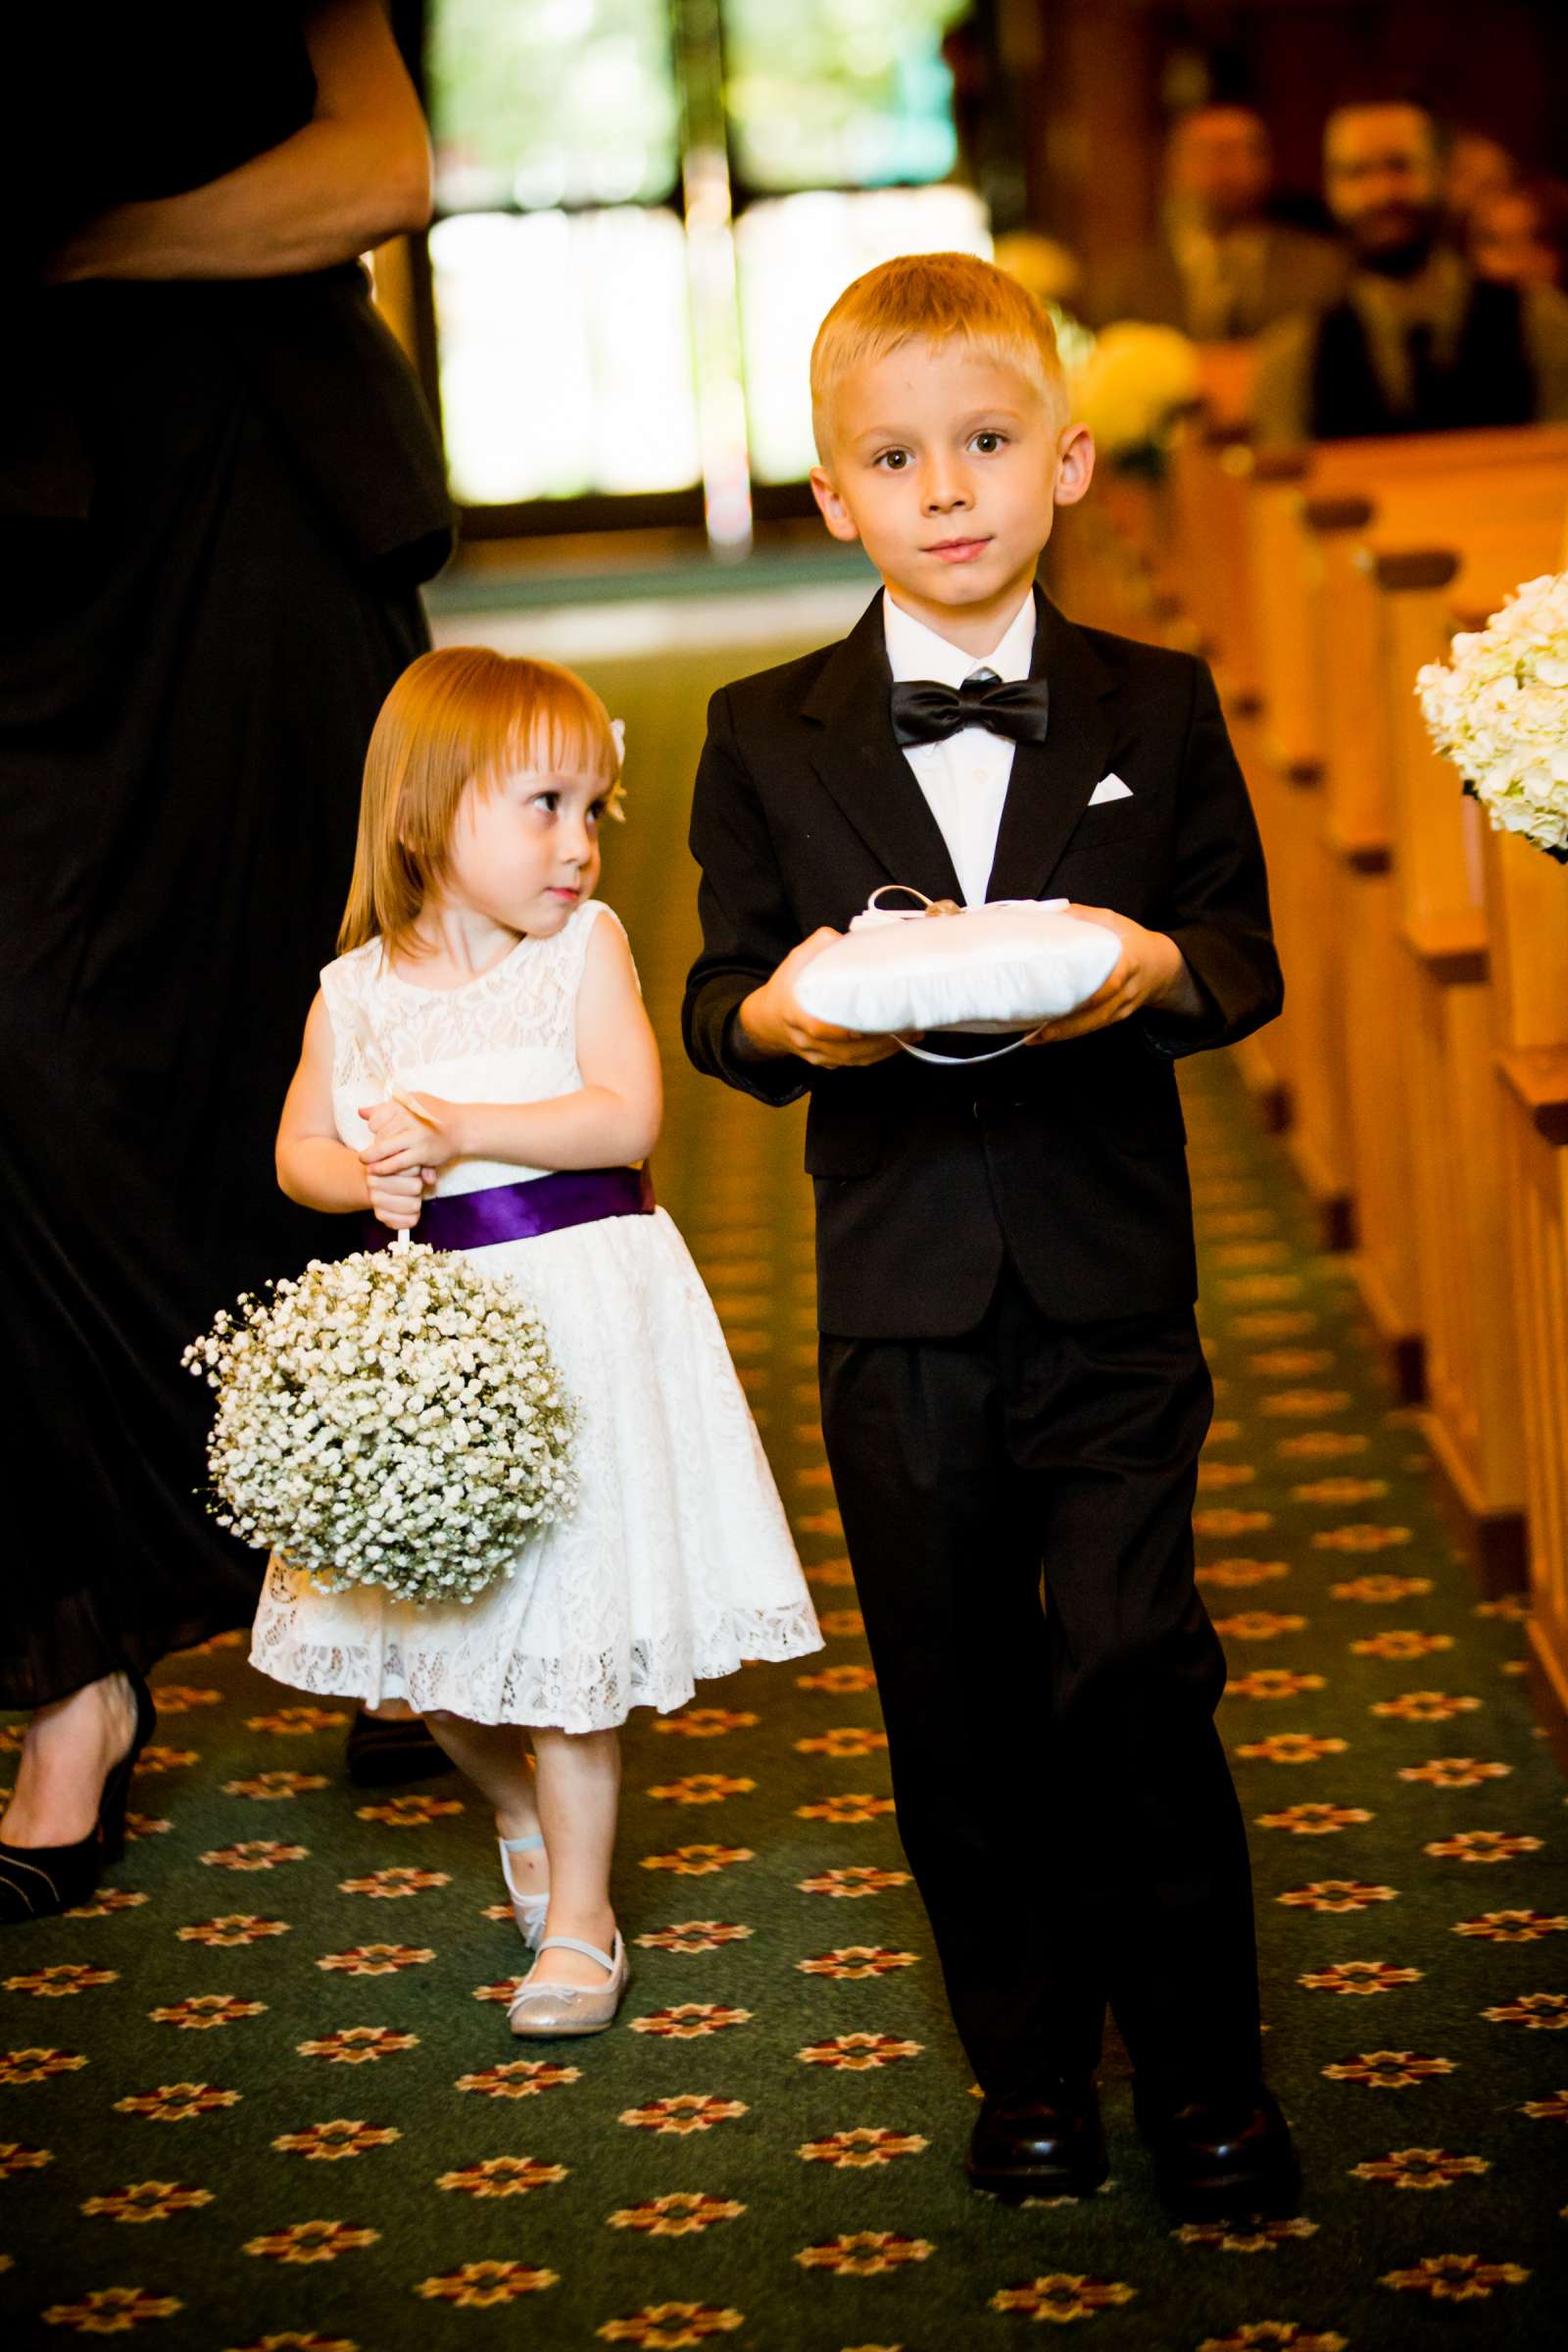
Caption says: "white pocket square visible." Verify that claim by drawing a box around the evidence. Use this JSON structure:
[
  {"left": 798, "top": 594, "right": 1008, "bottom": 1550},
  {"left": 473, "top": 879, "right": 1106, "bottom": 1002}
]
[{"left": 1088, "top": 772, "right": 1134, "bottom": 805}]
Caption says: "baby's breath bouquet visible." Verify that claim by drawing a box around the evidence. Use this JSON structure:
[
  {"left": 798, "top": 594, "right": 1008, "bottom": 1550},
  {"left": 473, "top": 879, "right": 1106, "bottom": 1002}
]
[
  {"left": 184, "top": 1241, "right": 578, "bottom": 1604},
  {"left": 1416, "top": 570, "right": 1568, "bottom": 863}
]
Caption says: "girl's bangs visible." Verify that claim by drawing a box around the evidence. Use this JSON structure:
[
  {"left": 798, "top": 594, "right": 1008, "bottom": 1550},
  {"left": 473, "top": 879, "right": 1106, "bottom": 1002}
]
[{"left": 496, "top": 676, "right": 619, "bottom": 791}]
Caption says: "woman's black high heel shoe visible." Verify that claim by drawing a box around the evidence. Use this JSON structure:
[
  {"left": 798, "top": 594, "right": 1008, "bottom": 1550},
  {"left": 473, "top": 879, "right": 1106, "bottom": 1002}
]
[{"left": 0, "top": 1672, "right": 157, "bottom": 1924}]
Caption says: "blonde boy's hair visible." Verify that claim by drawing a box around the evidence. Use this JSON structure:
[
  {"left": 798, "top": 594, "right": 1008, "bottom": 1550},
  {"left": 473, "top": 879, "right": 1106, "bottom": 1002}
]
[
  {"left": 339, "top": 646, "right": 621, "bottom": 956},
  {"left": 810, "top": 251, "right": 1067, "bottom": 460}
]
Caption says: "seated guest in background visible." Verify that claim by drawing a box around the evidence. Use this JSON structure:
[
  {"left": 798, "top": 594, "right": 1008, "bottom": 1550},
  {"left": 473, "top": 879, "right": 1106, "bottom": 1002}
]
[
  {"left": 1471, "top": 176, "right": 1568, "bottom": 293},
  {"left": 1091, "top": 104, "right": 1345, "bottom": 341},
  {"left": 1442, "top": 127, "right": 1519, "bottom": 242},
  {"left": 1254, "top": 100, "right": 1568, "bottom": 441}
]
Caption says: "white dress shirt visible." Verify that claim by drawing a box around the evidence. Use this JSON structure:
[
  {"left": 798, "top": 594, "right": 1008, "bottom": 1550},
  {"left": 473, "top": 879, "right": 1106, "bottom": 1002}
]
[{"left": 882, "top": 589, "right": 1037, "bottom": 907}]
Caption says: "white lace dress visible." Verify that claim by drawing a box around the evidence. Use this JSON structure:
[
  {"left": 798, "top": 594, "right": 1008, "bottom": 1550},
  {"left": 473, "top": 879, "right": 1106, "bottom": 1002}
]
[{"left": 250, "top": 901, "right": 820, "bottom": 1730}]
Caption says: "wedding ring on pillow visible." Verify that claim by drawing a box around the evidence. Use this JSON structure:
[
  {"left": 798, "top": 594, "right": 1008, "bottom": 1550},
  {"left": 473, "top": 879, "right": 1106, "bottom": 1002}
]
[{"left": 797, "top": 886, "right": 1121, "bottom": 1063}]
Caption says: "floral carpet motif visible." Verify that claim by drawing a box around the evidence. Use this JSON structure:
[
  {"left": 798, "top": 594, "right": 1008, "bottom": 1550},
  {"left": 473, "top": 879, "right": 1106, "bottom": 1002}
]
[{"left": 2, "top": 635, "right": 1566, "bottom": 2347}]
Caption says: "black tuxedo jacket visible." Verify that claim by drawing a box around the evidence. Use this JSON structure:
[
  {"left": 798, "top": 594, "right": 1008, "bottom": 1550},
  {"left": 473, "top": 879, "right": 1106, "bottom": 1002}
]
[{"left": 682, "top": 588, "right": 1282, "bottom": 1339}]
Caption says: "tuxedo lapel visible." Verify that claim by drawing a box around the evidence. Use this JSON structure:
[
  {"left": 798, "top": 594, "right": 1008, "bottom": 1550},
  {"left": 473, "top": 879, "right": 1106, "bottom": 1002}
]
[
  {"left": 984, "top": 588, "right": 1117, "bottom": 902},
  {"left": 800, "top": 592, "right": 965, "bottom": 906}
]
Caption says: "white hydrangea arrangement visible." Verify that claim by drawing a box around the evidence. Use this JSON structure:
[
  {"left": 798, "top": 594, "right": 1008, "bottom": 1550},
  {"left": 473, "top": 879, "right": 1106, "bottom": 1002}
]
[
  {"left": 1066, "top": 322, "right": 1200, "bottom": 460},
  {"left": 184, "top": 1243, "right": 578, "bottom": 1604},
  {"left": 1416, "top": 569, "right": 1568, "bottom": 863}
]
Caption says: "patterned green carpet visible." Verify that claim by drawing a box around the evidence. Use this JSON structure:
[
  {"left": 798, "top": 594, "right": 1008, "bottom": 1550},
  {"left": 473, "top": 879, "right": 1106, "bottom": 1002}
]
[{"left": 3, "top": 627, "right": 1566, "bottom": 2351}]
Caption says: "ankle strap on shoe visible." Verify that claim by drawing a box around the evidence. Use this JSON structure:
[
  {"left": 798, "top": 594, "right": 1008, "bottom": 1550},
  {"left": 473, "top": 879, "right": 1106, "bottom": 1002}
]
[{"left": 535, "top": 1933, "right": 617, "bottom": 1973}]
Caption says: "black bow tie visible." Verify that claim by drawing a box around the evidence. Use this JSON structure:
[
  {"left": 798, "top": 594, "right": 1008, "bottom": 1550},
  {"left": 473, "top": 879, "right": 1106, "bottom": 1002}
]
[{"left": 890, "top": 669, "right": 1051, "bottom": 749}]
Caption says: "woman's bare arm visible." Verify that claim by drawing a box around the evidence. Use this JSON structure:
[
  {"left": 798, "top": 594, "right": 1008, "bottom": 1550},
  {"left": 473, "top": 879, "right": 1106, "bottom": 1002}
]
[{"left": 48, "top": 0, "right": 431, "bottom": 283}]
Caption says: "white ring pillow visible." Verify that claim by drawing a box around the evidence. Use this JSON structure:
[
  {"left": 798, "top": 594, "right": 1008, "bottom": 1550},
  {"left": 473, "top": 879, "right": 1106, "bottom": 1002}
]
[{"left": 794, "top": 888, "right": 1122, "bottom": 1055}]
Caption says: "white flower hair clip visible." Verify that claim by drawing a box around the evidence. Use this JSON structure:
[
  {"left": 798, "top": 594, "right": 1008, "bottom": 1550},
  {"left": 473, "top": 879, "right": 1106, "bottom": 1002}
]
[{"left": 606, "top": 716, "right": 628, "bottom": 819}]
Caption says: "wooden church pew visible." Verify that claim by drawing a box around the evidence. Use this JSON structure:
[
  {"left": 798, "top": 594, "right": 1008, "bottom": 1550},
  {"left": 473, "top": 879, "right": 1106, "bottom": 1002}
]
[
  {"left": 1368, "top": 523, "right": 1562, "bottom": 1591},
  {"left": 1304, "top": 507, "right": 1425, "bottom": 1397},
  {"left": 1133, "top": 417, "right": 1567, "bottom": 1634},
  {"left": 1234, "top": 432, "right": 1568, "bottom": 1253},
  {"left": 1166, "top": 423, "right": 1284, "bottom": 1118},
  {"left": 1304, "top": 486, "right": 1568, "bottom": 1423},
  {"left": 1243, "top": 450, "right": 1354, "bottom": 1243}
]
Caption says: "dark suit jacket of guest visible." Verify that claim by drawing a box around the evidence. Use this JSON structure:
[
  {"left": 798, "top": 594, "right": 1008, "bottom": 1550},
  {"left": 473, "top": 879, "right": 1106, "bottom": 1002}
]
[
  {"left": 682, "top": 589, "right": 1283, "bottom": 1341},
  {"left": 1091, "top": 221, "right": 1347, "bottom": 338}
]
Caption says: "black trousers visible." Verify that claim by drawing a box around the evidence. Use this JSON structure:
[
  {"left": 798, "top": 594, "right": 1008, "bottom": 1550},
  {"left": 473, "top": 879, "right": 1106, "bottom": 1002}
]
[{"left": 819, "top": 1258, "right": 1263, "bottom": 2100}]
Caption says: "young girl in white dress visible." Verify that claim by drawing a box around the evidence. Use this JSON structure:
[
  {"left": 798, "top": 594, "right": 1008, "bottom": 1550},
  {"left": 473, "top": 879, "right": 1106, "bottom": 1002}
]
[{"left": 256, "top": 646, "right": 819, "bottom": 2034}]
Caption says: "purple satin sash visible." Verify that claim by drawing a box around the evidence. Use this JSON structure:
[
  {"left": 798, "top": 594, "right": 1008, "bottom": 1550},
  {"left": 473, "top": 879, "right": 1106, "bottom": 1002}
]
[{"left": 364, "top": 1164, "right": 655, "bottom": 1255}]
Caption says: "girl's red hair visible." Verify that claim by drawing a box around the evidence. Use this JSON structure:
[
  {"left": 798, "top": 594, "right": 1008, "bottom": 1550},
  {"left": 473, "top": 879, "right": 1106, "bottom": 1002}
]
[{"left": 339, "top": 646, "right": 620, "bottom": 956}]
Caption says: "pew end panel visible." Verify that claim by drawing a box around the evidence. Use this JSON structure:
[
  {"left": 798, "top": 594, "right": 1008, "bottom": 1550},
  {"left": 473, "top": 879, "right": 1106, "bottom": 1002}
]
[
  {"left": 1248, "top": 453, "right": 1355, "bottom": 1248},
  {"left": 1481, "top": 816, "right": 1568, "bottom": 1676},
  {"left": 1362, "top": 514, "right": 1567, "bottom": 1508}
]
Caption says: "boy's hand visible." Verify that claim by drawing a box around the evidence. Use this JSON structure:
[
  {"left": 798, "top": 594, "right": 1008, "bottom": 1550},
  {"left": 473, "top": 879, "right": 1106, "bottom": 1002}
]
[
  {"left": 738, "top": 929, "right": 912, "bottom": 1069},
  {"left": 1025, "top": 906, "right": 1200, "bottom": 1046},
  {"left": 359, "top": 1094, "right": 463, "bottom": 1177},
  {"left": 365, "top": 1167, "right": 427, "bottom": 1233}
]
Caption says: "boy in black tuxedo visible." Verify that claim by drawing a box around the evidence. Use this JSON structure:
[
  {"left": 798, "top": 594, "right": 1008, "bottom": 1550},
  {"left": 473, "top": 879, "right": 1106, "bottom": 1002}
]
[{"left": 682, "top": 254, "right": 1298, "bottom": 2220}]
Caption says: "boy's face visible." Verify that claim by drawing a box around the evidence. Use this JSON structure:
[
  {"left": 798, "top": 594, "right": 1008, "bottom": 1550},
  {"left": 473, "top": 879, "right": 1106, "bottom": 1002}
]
[{"left": 810, "top": 339, "right": 1092, "bottom": 650}]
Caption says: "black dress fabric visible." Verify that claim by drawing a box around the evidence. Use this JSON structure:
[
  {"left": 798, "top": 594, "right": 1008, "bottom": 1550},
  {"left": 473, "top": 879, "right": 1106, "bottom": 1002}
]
[{"left": 0, "top": 7, "right": 453, "bottom": 1705}]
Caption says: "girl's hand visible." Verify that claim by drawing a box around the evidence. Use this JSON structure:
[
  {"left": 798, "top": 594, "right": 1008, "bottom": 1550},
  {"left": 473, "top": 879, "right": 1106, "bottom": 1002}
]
[
  {"left": 366, "top": 1167, "right": 427, "bottom": 1232},
  {"left": 359, "top": 1094, "right": 466, "bottom": 1175}
]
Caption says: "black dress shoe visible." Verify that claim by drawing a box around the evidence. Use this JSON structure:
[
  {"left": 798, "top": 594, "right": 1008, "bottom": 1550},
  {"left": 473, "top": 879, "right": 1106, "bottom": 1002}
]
[
  {"left": 1135, "top": 2082, "right": 1300, "bottom": 2222},
  {"left": 343, "top": 1708, "right": 452, "bottom": 1788},
  {"left": 0, "top": 1671, "right": 157, "bottom": 1926},
  {"left": 966, "top": 2079, "right": 1108, "bottom": 2198}
]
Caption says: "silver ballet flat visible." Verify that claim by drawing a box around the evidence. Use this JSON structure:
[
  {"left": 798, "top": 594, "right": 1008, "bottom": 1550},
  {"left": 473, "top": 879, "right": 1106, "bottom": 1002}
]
[
  {"left": 508, "top": 1931, "right": 629, "bottom": 2037},
  {"left": 497, "top": 1833, "right": 549, "bottom": 1952}
]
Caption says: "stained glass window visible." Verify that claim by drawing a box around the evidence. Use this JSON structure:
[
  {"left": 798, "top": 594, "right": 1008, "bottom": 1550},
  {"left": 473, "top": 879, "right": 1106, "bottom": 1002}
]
[
  {"left": 430, "top": 208, "right": 700, "bottom": 503},
  {"left": 419, "top": 1, "right": 984, "bottom": 515},
  {"left": 427, "top": 0, "right": 681, "bottom": 213},
  {"left": 737, "top": 185, "right": 990, "bottom": 481},
  {"left": 723, "top": 0, "right": 969, "bottom": 192},
  {"left": 424, "top": 0, "right": 698, "bottom": 503}
]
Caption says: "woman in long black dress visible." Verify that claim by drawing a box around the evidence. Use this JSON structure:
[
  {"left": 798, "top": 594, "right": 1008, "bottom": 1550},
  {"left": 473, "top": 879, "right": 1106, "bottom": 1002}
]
[{"left": 0, "top": 0, "right": 453, "bottom": 1918}]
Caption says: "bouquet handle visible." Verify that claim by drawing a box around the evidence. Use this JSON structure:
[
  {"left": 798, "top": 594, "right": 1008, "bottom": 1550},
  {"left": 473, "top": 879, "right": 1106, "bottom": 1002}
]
[{"left": 347, "top": 1003, "right": 429, "bottom": 1253}]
